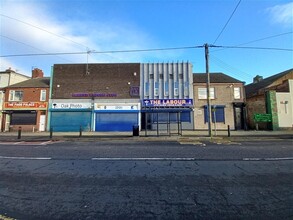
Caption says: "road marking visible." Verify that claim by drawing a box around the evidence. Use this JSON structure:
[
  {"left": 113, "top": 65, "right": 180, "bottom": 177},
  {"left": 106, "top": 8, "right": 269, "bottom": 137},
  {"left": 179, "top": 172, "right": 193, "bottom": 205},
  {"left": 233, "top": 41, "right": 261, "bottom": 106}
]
[
  {"left": 0, "top": 156, "right": 51, "bottom": 160},
  {"left": 243, "top": 157, "right": 293, "bottom": 161},
  {"left": 92, "top": 157, "right": 196, "bottom": 161},
  {"left": 0, "top": 141, "right": 60, "bottom": 145}
]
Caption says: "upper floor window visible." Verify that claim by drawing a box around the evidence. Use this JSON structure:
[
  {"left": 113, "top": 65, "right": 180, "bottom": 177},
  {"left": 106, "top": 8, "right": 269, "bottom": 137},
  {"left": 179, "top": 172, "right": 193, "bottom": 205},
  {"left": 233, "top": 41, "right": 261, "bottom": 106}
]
[
  {"left": 40, "top": 90, "right": 47, "bottom": 101},
  {"left": 234, "top": 87, "right": 241, "bottom": 99},
  {"left": 198, "top": 88, "right": 215, "bottom": 99},
  {"left": 9, "top": 90, "right": 23, "bottom": 101}
]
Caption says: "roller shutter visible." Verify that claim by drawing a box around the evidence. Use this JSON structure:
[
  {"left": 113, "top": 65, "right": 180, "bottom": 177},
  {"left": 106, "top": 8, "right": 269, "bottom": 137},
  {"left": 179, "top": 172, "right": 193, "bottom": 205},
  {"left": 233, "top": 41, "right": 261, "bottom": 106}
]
[
  {"left": 95, "top": 112, "right": 138, "bottom": 131},
  {"left": 51, "top": 111, "right": 91, "bottom": 131}
]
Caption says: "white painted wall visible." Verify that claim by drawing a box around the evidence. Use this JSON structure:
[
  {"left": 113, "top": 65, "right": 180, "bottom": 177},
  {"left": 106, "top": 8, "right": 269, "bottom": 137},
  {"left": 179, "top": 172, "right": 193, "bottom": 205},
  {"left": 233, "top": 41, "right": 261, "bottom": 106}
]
[{"left": 276, "top": 80, "right": 293, "bottom": 128}]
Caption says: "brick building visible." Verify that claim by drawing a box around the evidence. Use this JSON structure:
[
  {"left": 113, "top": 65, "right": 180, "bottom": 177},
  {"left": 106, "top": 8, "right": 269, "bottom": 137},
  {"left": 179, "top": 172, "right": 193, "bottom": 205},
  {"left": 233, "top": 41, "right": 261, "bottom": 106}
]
[
  {"left": 193, "top": 73, "right": 246, "bottom": 131},
  {"left": 49, "top": 63, "right": 140, "bottom": 132},
  {"left": 245, "top": 69, "right": 293, "bottom": 130},
  {"left": 0, "top": 68, "right": 30, "bottom": 131},
  {"left": 2, "top": 68, "right": 50, "bottom": 132},
  {"left": 49, "top": 62, "right": 194, "bottom": 133}
]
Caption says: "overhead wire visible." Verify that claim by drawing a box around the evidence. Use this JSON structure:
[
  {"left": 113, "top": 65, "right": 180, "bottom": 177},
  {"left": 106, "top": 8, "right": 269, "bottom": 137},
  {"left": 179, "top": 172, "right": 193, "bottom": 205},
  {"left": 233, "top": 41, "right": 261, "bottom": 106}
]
[
  {"left": 0, "top": 45, "right": 204, "bottom": 57},
  {"left": 213, "top": 0, "right": 242, "bottom": 44}
]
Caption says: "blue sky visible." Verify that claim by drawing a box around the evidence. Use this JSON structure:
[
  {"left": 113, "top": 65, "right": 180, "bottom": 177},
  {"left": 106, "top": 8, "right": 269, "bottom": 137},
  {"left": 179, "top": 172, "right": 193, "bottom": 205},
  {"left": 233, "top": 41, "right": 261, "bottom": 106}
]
[{"left": 0, "top": 0, "right": 292, "bottom": 84}]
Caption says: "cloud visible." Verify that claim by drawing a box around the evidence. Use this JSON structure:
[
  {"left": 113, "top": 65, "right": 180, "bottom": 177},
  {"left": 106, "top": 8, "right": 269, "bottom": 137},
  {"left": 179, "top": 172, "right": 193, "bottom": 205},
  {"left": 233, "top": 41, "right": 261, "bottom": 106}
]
[
  {"left": 266, "top": 2, "right": 293, "bottom": 27},
  {"left": 0, "top": 0, "right": 161, "bottom": 75}
]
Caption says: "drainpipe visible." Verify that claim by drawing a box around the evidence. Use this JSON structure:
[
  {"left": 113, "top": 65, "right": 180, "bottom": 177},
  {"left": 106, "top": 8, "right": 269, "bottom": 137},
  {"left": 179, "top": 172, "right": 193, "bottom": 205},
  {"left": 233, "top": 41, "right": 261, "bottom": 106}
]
[{"left": 47, "top": 66, "right": 54, "bottom": 131}]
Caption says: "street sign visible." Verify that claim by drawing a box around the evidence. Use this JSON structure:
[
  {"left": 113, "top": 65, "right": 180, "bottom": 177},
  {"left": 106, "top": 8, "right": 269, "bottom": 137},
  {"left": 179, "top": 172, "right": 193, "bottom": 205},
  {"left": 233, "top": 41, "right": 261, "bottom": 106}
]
[{"left": 253, "top": 113, "right": 272, "bottom": 122}]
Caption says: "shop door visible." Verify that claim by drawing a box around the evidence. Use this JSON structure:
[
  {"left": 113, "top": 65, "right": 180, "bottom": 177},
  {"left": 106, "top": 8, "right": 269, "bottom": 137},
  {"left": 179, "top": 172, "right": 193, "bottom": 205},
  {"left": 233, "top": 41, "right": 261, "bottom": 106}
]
[
  {"left": 95, "top": 112, "right": 138, "bottom": 131},
  {"left": 235, "top": 107, "right": 243, "bottom": 130},
  {"left": 51, "top": 111, "right": 91, "bottom": 132},
  {"left": 39, "top": 115, "right": 46, "bottom": 131}
]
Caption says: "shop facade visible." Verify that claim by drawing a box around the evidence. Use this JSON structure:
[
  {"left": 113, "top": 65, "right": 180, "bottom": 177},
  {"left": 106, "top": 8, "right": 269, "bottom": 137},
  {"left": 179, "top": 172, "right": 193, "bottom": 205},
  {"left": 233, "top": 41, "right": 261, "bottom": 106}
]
[
  {"left": 140, "top": 63, "right": 194, "bottom": 133},
  {"left": 49, "top": 63, "right": 141, "bottom": 132},
  {"left": 2, "top": 70, "right": 50, "bottom": 132}
]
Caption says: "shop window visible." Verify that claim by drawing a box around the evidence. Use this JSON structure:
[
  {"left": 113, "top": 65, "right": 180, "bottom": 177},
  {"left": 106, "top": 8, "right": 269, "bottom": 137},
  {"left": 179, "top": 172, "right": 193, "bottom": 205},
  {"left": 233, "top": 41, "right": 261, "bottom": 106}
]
[
  {"left": 234, "top": 87, "right": 241, "bottom": 99},
  {"left": 153, "top": 112, "right": 191, "bottom": 123},
  {"left": 198, "top": 88, "right": 215, "bottom": 99},
  {"left": 9, "top": 90, "right": 23, "bottom": 101},
  {"left": 40, "top": 90, "right": 47, "bottom": 101},
  {"left": 204, "top": 106, "right": 225, "bottom": 123}
]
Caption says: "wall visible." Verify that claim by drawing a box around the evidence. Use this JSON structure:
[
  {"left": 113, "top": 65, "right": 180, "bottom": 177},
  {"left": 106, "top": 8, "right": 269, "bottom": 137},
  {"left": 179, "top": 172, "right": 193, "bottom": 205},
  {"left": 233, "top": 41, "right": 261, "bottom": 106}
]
[
  {"left": 276, "top": 80, "right": 293, "bottom": 129},
  {"left": 193, "top": 82, "right": 244, "bottom": 130},
  {"left": 246, "top": 95, "right": 266, "bottom": 129},
  {"left": 52, "top": 63, "right": 140, "bottom": 99}
]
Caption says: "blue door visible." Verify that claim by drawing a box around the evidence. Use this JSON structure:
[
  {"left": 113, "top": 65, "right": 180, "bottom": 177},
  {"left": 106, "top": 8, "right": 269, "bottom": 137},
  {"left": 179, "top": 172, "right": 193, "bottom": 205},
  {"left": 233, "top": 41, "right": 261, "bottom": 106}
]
[
  {"left": 51, "top": 111, "right": 91, "bottom": 132},
  {"left": 95, "top": 112, "right": 138, "bottom": 131}
]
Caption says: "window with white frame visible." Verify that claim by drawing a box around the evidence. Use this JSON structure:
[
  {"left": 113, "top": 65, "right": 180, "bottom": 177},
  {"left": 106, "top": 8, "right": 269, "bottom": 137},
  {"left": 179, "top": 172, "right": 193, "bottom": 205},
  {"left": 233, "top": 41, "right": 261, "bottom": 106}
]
[
  {"left": 9, "top": 90, "right": 23, "bottom": 101},
  {"left": 234, "top": 87, "right": 241, "bottom": 99},
  {"left": 198, "top": 88, "right": 215, "bottom": 99},
  {"left": 40, "top": 90, "right": 46, "bottom": 101}
]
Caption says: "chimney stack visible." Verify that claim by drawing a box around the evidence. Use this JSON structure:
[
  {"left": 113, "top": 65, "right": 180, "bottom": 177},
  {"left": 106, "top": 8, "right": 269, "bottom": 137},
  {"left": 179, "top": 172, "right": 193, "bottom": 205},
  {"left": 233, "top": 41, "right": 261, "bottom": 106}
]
[
  {"left": 253, "top": 75, "right": 263, "bottom": 84},
  {"left": 32, "top": 68, "right": 44, "bottom": 78}
]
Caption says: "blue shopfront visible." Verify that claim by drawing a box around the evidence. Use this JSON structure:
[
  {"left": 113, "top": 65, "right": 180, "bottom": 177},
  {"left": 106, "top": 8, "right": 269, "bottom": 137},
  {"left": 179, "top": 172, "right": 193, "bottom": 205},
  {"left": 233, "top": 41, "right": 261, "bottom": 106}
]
[
  {"left": 49, "top": 102, "right": 92, "bottom": 132},
  {"left": 94, "top": 103, "right": 140, "bottom": 132}
]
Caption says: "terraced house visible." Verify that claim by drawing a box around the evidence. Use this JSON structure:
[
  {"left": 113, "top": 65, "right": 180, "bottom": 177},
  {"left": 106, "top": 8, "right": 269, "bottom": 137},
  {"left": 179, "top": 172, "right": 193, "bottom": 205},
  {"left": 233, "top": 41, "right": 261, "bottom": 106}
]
[
  {"left": 193, "top": 73, "right": 246, "bottom": 131},
  {"left": 2, "top": 68, "right": 50, "bottom": 132}
]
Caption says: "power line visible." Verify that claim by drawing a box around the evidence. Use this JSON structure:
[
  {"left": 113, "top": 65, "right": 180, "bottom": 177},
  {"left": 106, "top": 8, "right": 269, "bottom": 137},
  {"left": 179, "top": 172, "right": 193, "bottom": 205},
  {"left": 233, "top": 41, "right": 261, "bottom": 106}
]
[
  {"left": 0, "top": 14, "right": 89, "bottom": 50},
  {"left": 213, "top": 0, "right": 242, "bottom": 44},
  {"left": 211, "top": 32, "right": 293, "bottom": 52},
  {"left": 212, "top": 45, "right": 293, "bottom": 51},
  {"left": 0, "top": 46, "right": 203, "bottom": 58}
]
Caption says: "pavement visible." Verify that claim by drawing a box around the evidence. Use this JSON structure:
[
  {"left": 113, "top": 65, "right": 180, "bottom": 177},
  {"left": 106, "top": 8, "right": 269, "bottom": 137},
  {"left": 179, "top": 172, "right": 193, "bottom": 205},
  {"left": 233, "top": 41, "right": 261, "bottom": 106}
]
[{"left": 0, "top": 129, "right": 292, "bottom": 142}]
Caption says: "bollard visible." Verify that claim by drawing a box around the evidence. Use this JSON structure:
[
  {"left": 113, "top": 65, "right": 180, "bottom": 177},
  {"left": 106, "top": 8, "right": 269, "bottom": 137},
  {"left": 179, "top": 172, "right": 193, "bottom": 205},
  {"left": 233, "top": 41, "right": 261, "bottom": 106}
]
[
  {"left": 18, "top": 127, "right": 22, "bottom": 139},
  {"left": 79, "top": 126, "right": 82, "bottom": 137},
  {"left": 227, "top": 125, "right": 230, "bottom": 137},
  {"left": 50, "top": 127, "right": 53, "bottom": 139}
]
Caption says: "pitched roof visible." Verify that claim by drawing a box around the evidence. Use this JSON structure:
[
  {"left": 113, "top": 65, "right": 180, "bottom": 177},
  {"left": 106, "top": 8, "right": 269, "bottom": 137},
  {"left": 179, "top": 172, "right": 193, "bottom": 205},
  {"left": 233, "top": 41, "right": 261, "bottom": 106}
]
[
  {"left": 245, "top": 69, "right": 293, "bottom": 97},
  {"left": 193, "top": 72, "right": 243, "bottom": 83},
  {"left": 6, "top": 77, "right": 50, "bottom": 88}
]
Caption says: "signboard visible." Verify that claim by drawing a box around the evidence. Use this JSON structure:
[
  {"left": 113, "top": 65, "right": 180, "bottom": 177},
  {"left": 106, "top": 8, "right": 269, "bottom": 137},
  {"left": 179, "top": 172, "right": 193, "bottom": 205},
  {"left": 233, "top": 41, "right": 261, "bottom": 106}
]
[
  {"left": 95, "top": 104, "right": 138, "bottom": 111},
  {"left": 72, "top": 93, "right": 117, "bottom": 97},
  {"left": 52, "top": 103, "right": 91, "bottom": 109},
  {"left": 143, "top": 99, "right": 193, "bottom": 107},
  {"left": 4, "top": 102, "right": 47, "bottom": 109},
  {"left": 254, "top": 113, "right": 272, "bottom": 122}
]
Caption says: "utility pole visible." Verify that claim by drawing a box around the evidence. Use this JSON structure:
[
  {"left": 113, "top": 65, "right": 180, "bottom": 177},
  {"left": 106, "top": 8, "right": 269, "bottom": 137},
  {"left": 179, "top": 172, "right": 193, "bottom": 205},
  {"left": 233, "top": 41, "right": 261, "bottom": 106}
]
[{"left": 205, "top": 43, "right": 212, "bottom": 137}]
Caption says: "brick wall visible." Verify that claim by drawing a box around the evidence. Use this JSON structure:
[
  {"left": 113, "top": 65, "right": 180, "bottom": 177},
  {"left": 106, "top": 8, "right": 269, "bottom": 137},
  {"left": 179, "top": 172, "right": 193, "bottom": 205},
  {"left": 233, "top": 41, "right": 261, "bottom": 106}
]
[
  {"left": 193, "top": 83, "right": 245, "bottom": 130},
  {"left": 52, "top": 63, "right": 140, "bottom": 99},
  {"left": 246, "top": 95, "right": 266, "bottom": 129}
]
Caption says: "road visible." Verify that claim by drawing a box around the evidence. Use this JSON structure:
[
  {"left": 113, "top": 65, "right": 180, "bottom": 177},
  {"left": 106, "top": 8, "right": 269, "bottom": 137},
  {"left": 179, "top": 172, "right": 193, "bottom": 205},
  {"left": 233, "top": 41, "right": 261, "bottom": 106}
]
[{"left": 0, "top": 139, "right": 292, "bottom": 220}]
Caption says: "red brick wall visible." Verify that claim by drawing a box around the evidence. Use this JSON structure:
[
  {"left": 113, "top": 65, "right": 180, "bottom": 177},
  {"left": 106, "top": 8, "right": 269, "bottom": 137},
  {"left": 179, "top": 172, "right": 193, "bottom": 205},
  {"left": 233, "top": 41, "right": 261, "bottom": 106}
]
[
  {"left": 52, "top": 63, "right": 140, "bottom": 99},
  {"left": 246, "top": 95, "right": 266, "bottom": 129}
]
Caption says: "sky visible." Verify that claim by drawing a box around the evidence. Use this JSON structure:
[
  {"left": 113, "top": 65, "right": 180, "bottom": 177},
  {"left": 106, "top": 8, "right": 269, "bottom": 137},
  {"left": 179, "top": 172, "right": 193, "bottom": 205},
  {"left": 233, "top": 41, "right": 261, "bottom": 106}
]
[{"left": 0, "top": 0, "right": 292, "bottom": 84}]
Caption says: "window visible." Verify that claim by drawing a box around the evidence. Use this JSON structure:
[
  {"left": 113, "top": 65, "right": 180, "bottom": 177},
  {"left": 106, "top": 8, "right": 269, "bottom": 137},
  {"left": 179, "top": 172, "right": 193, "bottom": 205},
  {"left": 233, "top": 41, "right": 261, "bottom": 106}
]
[
  {"left": 9, "top": 90, "right": 23, "bottom": 101},
  {"left": 234, "top": 87, "right": 241, "bottom": 99},
  {"left": 153, "top": 111, "right": 191, "bottom": 123},
  {"left": 198, "top": 88, "right": 215, "bottom": 99},
  {"left": 204, "top": 106, "right": 225, "bottom": 123},
  {"left": 40, "top": 90, "right": 47, "bottom": 101}
]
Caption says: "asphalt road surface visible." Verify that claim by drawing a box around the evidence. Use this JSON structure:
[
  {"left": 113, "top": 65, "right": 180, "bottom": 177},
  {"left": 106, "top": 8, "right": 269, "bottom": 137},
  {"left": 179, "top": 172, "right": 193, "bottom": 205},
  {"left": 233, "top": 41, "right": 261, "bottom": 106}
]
[{"left": 0, "top": 139, "right": 292, "bottom": 220}]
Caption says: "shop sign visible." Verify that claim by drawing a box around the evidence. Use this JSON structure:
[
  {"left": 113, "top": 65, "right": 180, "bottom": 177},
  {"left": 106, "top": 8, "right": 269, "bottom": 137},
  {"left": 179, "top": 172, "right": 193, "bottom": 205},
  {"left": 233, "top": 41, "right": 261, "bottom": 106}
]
[
  {"left": 96, "top": 105, "right": 138, "bottom": 110},
  {"left": 4, "top": 102, "right": 47, "bottom": 109},
  {"left": 72, "top": 93, "right": 117, "bottom": 97},
  {"left": 52, "top": 103, "right": 91, "bottom": 109},
  {"left": 143, "top": 99, "right": 193, "bottom": 107}
]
